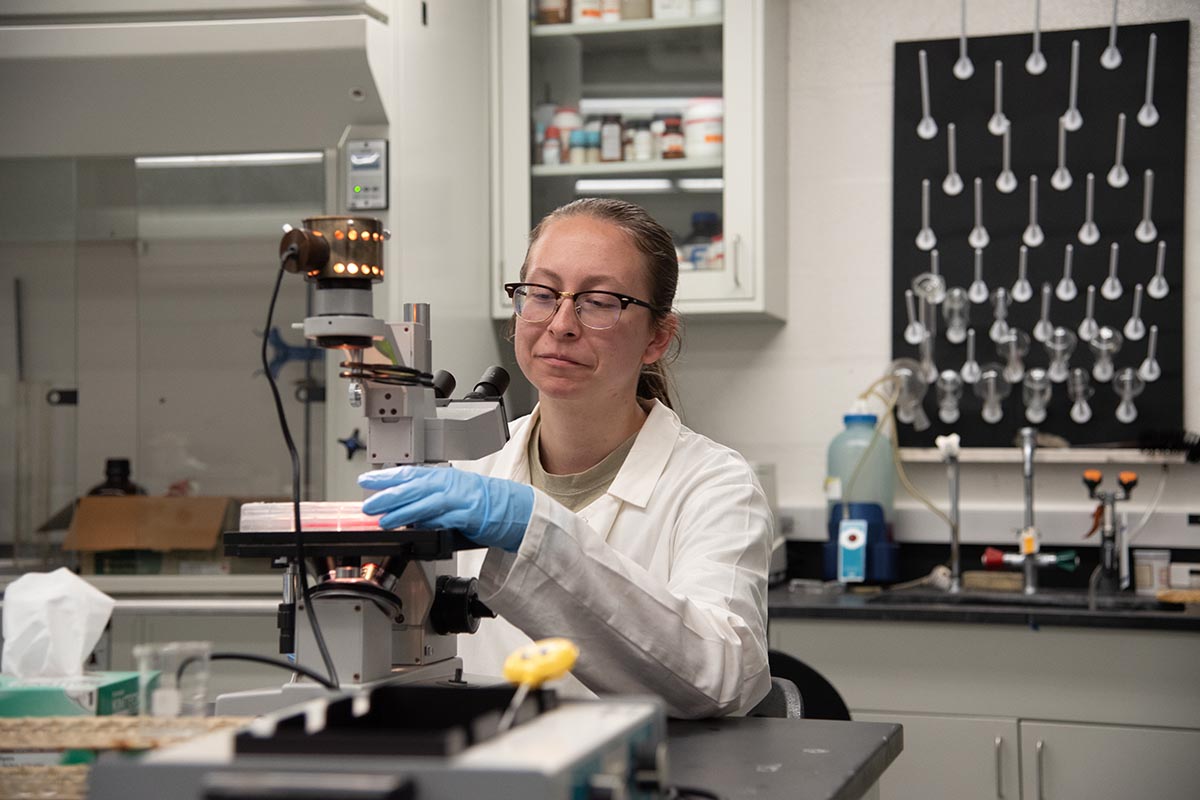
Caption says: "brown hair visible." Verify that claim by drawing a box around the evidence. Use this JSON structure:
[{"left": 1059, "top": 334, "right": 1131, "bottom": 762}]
[{"left": 520, "top": 198, "right": 682, "bottom": 408}]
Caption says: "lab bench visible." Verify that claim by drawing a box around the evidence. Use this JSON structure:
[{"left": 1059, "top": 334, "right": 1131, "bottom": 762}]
[
  {"left": 768, "top": 586, "right": 1200, "bottom": 799},
  {"left": 0, "top": 576, "right": 905, "bottom": 800},
  {"left": 668, "top": 717, "right": 900, "bottom": 800},
  {"left": 87, "top": 718, "right": 902, "bottom": 800}
]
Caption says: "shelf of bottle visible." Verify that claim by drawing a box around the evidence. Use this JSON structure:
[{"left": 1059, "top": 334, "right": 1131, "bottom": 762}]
[
  {"left": 530, "top": 14, "right": 722, "bottom": 38},
  {"left": 532, "top": 156, "right": 722, "bottom": 178}
]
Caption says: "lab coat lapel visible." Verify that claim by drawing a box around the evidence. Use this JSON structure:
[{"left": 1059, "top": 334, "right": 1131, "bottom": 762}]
[
  {"left": 490, "top": 405, "right": 538, "bottom": 482},
  {"left": 583, "top": 401, "right": 679, "bottom": 540},
  {"left": 605, "top": 400, "right": 678, "bottom": 508},
  {"left": 580, "top": 493, "right": 622, "bottom": 540}
]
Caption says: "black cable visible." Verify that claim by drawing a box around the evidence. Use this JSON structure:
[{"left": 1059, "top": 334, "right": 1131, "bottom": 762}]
[
  {"left": 176, "top": 652, "right": 338, "bottom": 691},
  {"left": 264, "top": 247, "right": 339, "bottom": 688}
]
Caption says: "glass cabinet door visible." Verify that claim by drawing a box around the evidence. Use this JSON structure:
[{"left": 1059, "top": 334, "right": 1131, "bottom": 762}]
[
  {"left": 0, "top": 153, "right": 326, "bottom": 569},
  {"left": 529, "top": 12, "right": 727, "bottom": 275},
  {"left": 494, "top": 0, "right": 787, "bottom": 319},
  {"left": 0, "top": 158, "right": 80, "bottom": 566}
]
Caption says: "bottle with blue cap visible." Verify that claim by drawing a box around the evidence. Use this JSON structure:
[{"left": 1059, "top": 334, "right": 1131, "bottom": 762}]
[
  {"left": 823, "top": 400, "right": 898, "bottom": 583},
  {"left": 679, "top": 211, "right": 721, "bottom": 270}
]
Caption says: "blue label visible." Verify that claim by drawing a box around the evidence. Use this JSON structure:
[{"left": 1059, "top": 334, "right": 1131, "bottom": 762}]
[{"left": 838, "top": 519, "right": 868, "bottom": 583}]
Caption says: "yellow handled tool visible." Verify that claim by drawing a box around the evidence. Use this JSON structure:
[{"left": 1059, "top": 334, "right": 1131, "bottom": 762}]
[{"left": 497, "top": 638, "right": 579, "bottom": 732}]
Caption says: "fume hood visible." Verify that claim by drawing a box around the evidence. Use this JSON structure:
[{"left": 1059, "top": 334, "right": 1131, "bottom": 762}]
[{"left": 0, "top": 2, "right": 390, "bottom": 158}]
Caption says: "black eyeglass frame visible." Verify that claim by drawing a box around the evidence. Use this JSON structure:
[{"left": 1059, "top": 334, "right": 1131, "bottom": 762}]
[{"left": 503, "top": 282, "right": 663, "bottom": 329}]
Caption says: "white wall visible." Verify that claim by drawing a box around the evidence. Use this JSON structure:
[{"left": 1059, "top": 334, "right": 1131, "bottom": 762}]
[{"left": 671, "top": 0, "right": 1200, "bottom": 546}]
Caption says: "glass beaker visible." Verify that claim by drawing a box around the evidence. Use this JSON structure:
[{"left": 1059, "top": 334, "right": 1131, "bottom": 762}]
[{"left": 133, "top": 640, "right": 212, "bottom": 717}]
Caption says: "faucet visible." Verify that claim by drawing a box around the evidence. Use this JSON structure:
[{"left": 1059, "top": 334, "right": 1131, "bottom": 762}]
[
  {"left": 980, "top": 427, "right": 1081, "bottom": 590},
  {"left": 1083, "top": 469, "right": 1139, "bottom": 593},
  {"left": 1018, "top": 427, "right": 1038, "bottom": 594},
  {"left": 935, "top": 434, "right": 962, "bottom": 593}
]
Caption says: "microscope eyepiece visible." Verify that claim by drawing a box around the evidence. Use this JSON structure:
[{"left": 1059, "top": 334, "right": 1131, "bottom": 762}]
[{"left": 465, "top": 366, "right": 511, "bottom": 400}]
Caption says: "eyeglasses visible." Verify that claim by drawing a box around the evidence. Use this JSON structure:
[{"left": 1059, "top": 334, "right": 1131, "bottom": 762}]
[{"left": 504, "top": 282, "right": 660, "bottom": 331}]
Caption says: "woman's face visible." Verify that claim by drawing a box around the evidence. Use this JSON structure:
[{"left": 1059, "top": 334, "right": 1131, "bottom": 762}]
[{"left": 515, "top": 215, "right": 673, "bottom": 407}]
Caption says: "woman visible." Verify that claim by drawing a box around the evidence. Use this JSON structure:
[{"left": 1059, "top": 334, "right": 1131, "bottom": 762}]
[{"left": 360, "top": 198, "right": 772, "bottom": 718}]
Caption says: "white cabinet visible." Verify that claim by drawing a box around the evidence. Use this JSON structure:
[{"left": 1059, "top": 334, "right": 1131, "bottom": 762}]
[
  {"left": 854, "top": 712, "right": 1019, "bottom": 800},
  {"left": 1019, "top": 721, "right": 1200, "bottom": 800},
  {"left": 771, "top": 618, "right": 1200, "bottom": 800},
  {"left": 851, "top": 712, "right": 1200, "bottom": 800},
  {"left": 492, "top": 0, "right": 788, "bottom": 320}
]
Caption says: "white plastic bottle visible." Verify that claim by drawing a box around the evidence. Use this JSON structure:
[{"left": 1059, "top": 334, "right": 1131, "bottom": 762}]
[
  {"left": 825, "top": 402, "right": 895, "bottom": 522},
  {"left": 683, "top": 97, "right": 724, "bottom": 159},
  {"left": 824, "top": 401, "right": 897, "bottom": 582}
]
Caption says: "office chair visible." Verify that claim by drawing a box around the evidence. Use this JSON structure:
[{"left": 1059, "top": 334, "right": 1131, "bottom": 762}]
[
  {"left": 765, "top": 650, "right": 852, "bottom": 721},
  {"left": 748, "top": 676, "right": 804, "bottom": 718}
]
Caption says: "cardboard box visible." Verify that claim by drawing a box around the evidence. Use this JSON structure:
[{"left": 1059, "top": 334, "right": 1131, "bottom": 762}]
[
  {"left": 63, "top": 497, "right": 237, "bottom": 575},
  {"left": 0, "top": 672, "right": 140, "bottom": 717}
]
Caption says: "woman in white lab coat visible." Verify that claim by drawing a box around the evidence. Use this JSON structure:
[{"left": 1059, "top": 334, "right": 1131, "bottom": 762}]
[{"left": 360, "top": 198, "right": 772, "bottom": 718}]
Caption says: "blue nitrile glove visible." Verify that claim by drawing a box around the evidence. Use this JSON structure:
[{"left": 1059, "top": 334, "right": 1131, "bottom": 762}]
[{"left": 358, "top": 466, "right": 534, "bottom": 553}]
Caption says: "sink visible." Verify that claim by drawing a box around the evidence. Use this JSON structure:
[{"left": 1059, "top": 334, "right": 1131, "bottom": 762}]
[{"left": 866, "top": 588, "right": 1183, "bottom": 612}]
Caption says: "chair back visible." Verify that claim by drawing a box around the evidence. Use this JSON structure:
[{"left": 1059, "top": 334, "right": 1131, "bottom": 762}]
[
  {"left": 747, "top": 676, "right": 804, "bottom": 718},
  {"left": 766, "top": 650, "right": 852, "bottom": 721}
]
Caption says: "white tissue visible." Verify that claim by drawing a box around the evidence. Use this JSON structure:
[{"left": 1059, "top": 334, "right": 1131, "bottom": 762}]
[{"left": 2, "top": 568, "right": 115, "bottom": 679}]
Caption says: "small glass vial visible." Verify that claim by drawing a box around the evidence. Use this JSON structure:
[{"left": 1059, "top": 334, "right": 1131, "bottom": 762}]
[
  {"left": 620, "top": 0, "right": 651, "bottom": 19},
  {"left": 632, "top": 119, "right": 654, "bottom": 161},
  {"left": 660, "top": 116, "right": 685, "bottom": 159},
  {"left": 650, "top": 114, "right": 668, "bottom": 158},
  {"left": 569, "top": 129, "right": 588, "bottom": 165},
  {"left": 542, "top": 125, "right": 562, "bottom": 165},
  {"left": 574, "top": 0, "right": 602, "bottom": 23},
  {"left": 600, "top": 114, "right": 624, "bottom": 161},
  {"left": 622, "top": 125, "right": 635, "bottom": 161},
  {"left": 536, "top": 0, "right": 570, "bottom": 25},
  {"left": 585, "top": 129, "right": 601, "bottom": 163}
]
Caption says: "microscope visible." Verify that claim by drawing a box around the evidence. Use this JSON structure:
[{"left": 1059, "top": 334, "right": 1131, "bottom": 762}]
[{"left": 217, "top": 216, "right": 512, "bottom": 715}]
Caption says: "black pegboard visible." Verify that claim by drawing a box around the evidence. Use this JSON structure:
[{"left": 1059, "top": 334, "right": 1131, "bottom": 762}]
[{"left": 891, "top": 20, "right": 1187, "bottom": 448}]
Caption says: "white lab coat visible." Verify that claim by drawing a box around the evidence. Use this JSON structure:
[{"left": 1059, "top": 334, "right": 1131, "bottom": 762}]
[{"left": 455, "top": 399, "right": 773, "bottom": 718}]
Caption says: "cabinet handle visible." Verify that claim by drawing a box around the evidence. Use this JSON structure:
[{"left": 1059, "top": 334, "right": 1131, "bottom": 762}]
[
  {"left": 1035, "top": 739, "right": 1045, "bottom": 800},
  {"left": 994, "top": 736, "right": 1003, "bottom": 798},
  {"left": 731, "top": 234, "right": 742, "bottom": 288}
]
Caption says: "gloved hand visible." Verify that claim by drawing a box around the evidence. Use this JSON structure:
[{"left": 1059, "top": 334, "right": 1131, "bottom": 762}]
[{"left": 358, "top": 466, "right": 534, "bottom": 553}]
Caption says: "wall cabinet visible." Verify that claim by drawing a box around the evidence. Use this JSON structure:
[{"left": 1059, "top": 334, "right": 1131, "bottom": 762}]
[{"left": 492, "top": 0, "right": 788, "bottom": 320}]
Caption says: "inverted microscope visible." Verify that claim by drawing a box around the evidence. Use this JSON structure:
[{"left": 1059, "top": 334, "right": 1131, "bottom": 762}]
[{"left": 217, "top": 216, "right": 516, "bottom": 714}]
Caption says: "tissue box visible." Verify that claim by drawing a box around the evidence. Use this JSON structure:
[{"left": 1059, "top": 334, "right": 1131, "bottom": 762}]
[{"left": 0, "top": 672, "right": 139, "bottom": 717}]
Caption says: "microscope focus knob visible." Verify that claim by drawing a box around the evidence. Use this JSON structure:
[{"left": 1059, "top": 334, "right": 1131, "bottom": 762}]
[{"left": 430, "top": 576, "right": 493, "bottom": 634}]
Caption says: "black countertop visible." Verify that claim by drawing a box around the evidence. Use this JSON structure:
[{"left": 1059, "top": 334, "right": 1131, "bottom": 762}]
[
  {"left": 668, "top": 717, "right": 901, "bottom": 800},
  {"left": 85, "top": 715, "right": 902, "bottom": 800},
  {"left": 769, "top": 585, "right": 1200, "bottom": 632}
]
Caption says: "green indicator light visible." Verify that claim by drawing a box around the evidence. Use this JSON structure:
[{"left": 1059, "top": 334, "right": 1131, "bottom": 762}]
[{"left": 353, "top": 185, "right": 362, "bottom": 193}]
